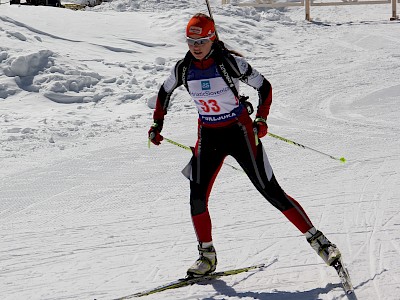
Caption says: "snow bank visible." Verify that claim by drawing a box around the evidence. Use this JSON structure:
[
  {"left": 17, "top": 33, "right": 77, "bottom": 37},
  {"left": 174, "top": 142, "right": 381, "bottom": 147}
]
[{"left": 5, "top": 50, "right": 53, "bottom": 77}]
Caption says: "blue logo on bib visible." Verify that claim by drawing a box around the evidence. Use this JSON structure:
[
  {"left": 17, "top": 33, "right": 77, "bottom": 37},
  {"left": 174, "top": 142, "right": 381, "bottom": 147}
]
[{"left": 201, "top": 80, "right": 211, "bottom": 90}]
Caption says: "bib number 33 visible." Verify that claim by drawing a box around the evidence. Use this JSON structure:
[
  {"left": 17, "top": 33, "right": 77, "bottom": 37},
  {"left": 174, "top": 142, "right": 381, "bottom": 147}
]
[{"left": 199, "top": 99, "right": 221, "bottom": 113}]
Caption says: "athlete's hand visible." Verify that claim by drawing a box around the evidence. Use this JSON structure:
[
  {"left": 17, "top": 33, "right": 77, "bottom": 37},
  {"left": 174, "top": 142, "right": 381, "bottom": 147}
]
[
  {"left": 148, "top": 120, "right": 164, "bottom": 145},
  {"left": 254, "top": 117, "right": 268, "bottom": 138}
]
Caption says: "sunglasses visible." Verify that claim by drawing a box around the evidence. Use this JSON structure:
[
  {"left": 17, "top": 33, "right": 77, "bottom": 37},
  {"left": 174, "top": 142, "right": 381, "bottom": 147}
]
[{"left": 186, "top": 35, "right": 214, "bottom": 46}]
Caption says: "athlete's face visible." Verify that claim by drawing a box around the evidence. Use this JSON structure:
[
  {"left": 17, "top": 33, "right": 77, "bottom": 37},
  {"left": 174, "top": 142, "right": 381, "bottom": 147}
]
[{"left": 187, "top": 34, "right": 213, "bottom": 60}]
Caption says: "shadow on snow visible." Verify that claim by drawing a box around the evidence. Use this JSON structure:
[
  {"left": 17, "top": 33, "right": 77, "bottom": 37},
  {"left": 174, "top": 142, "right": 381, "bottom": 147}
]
[
  {"left": 198, "top": 268, "right": 388, "bottom": 300},
  {"left": 201, "top": 280, "right": 343, "bottom": 300}
]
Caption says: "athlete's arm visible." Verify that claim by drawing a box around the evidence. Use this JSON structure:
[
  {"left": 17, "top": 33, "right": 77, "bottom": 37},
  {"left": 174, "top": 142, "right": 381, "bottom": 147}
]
[{"left": 234, "top": 56, "right": 272, "bottom": 119}]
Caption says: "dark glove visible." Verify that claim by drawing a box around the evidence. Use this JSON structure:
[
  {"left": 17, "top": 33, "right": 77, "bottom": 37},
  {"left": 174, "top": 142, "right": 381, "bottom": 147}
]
[
  {"left": 254, "top": 117, "right": 268, "bottom": 138},
  {"left": 148, "top": 120, "right": 164, "bottom": 145},
  {"left": 239, "top": 96, "right": 254, "bottom": 115}
]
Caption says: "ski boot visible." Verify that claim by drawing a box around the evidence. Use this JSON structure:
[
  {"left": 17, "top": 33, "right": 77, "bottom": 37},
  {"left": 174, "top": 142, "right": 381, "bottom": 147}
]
[
  {"left": 187, "top": 242, "right": 217, "bottom": 277},
  {"left": 307, "top": 230, "right": 341, "bottom": 266}
]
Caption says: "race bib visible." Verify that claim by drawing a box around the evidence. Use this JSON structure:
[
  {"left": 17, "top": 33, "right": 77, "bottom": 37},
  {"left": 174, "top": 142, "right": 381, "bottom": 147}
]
[{"left": 188, "top": 77, "right": 240, "bottom": 124}]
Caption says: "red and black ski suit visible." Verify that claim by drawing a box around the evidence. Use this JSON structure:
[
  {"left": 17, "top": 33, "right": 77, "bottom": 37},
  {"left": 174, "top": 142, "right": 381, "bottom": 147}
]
[{"left": 153, "top": 47, "right": 314, "bottom": 243}]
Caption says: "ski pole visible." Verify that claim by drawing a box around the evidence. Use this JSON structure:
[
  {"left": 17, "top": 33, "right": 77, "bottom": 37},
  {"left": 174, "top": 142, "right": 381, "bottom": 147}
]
[
  {"left": 267, "top": 132, "right": 346, "bottom": 163},
  {"left": 205, "top": 0, "right": 220, "bottom": 40},
  {"left": 154, "top": 136, "right": 244, "bottom": 173},
  {"left": 148, "top": 135, "right": 187, "bottom": 150},
  {"left": 164, "top": 137, "right": 191, "bottom": 151}
]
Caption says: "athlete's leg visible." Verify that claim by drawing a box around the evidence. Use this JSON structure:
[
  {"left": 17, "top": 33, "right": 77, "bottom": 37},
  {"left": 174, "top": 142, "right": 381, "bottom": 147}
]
[
  {"left": 186, "top": 126, "right": 226, "bottom": 243},
  {"left": 185, "top": 126, "right": 226, "bottom": 276},
  {"left": 229, "top": 119, "right": 341, "bottom": 265},
  {"left": 231, "top": 120, "right": 313, "bottom": 233}
]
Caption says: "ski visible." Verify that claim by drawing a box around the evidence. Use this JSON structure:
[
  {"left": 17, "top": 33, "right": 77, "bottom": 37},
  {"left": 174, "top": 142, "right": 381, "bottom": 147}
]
[
  {"left": 113, "top": 259, "right": 277, "bottom": 299},
  {"left": 332, "top": 258, "right": 358, "bottom": 299}
]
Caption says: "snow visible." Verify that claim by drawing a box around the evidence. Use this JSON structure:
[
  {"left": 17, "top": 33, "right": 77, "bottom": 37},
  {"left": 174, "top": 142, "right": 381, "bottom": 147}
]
[{"left": 1, "top": 1, "right": 400, "bottom": 299}]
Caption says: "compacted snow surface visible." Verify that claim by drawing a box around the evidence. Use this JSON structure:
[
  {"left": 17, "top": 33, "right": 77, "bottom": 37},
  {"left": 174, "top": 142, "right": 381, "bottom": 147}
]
[{"left": 1, "top": 1, "right": 400, "bottom": 299}]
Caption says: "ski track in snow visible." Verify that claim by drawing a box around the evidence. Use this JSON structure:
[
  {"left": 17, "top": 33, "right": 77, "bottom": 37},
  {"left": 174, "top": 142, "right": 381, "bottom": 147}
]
[{"left": 1, "top": 2, "right": 400, "bottom": 300}]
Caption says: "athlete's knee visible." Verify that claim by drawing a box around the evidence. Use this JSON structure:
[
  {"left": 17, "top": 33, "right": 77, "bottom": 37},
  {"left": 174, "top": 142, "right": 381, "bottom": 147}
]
[
  {"left": 263, "top": 192, "right": 293, "bottom": 211},
  {"left": 259, "top": 178, "right": 294, "bottom": 211},
  {"left": 190, "top": 197, "right": 207, "bottom": 216}
]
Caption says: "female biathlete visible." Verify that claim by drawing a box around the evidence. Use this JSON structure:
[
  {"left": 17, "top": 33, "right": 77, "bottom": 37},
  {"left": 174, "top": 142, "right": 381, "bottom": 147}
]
[{"left": 148, "top": 13, "right": 341, "bottom": 277}]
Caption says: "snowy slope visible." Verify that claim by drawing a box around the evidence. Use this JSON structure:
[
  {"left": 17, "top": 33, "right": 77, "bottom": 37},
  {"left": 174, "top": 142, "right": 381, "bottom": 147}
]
[{"left": 1, "top": 1, "right": 400, "bottom": 300}]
